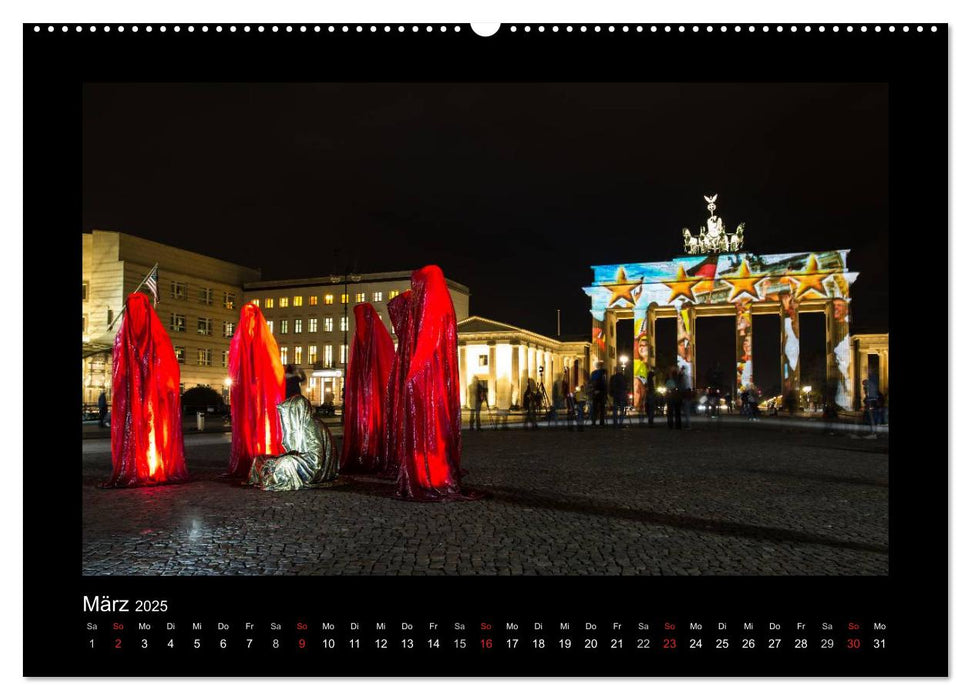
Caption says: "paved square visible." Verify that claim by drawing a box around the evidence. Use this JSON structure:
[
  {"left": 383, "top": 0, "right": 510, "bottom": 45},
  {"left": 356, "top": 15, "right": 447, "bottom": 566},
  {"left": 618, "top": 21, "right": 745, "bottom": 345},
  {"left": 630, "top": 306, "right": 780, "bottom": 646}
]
[{"left": 81, "top": 422, "right": 888, "bottom": 576}]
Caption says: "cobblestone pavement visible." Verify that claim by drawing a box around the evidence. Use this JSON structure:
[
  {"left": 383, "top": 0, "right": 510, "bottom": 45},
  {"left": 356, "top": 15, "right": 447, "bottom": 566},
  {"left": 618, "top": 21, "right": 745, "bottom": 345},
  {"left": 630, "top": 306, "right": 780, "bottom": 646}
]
[{"left": 81, "top": 423, "right": 888, "bottom": 576}]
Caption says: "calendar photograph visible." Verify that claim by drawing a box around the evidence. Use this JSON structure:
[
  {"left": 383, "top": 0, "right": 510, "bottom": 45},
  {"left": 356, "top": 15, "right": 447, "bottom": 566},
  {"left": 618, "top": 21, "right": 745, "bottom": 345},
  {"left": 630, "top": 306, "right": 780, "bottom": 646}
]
[
  {"left": 79, "top": 79, "right": 891, "bottom": 578},
  {"left": 22, "top": 18, "right": 947, "bottom": 678}
]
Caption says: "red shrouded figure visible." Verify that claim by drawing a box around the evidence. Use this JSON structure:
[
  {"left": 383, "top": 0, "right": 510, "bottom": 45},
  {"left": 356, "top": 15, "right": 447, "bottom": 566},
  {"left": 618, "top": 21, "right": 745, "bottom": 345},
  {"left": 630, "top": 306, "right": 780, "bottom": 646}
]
[
  {"left": 341, "top": 303, "right": 395, "bottom": 474},
  {"left": 392, "top": 265, "right": 483, "bottom": 501},
  {"left": 384, "top": 290, "right": 414, "bottom": 479},
  {"left": 226, "top": 303, "right": 285, "bottom": 479},
  {"left": 104, "top": 292, "right": 188, "bottom": 488}
]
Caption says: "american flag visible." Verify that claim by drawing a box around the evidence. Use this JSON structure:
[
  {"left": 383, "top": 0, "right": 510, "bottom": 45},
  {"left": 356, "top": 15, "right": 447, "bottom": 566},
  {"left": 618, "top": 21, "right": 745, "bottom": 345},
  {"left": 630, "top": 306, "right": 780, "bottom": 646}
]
[{"left": 142, "top": 263, "right": 159, "bottom": 306}]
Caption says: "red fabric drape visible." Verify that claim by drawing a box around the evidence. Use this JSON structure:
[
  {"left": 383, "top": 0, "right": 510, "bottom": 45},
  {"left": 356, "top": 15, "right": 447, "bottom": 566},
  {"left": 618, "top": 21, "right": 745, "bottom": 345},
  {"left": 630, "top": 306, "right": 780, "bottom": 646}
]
[
  {"left": 341, "top": 303, "right": 395, "bottom": 474},
  {"left": 384, "top": 290, "right": 414, "bottom": 478},
  {"left": 227, "top": 303, "right": 285, "bottom": 479},
  {"left": 105, "top": 292, "right": 188, "bottom": 488},
  {"left": 394, "top": 265, "right": 480, "bottom": 501}
]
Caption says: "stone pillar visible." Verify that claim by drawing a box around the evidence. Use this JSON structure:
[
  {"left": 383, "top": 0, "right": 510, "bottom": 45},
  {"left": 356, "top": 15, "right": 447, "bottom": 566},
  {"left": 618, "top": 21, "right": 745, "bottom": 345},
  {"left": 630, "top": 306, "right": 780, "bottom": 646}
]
[
  {"left": 511, "top": 342, "right": 521, "bottom": 408},
  {"left": 458, "top": 343, "right": 468, "bottom": 407},
  {"left": 591, "top": 316, "right": 606, "bottom": 368},
  {"left": 825, "top": 299, "right": 853, "bottom": 411},
  {"left": 488, "top": 342, "right": 497, "bottom": 408},
  {"left": 676, "top": 302, "right": 697, "bottom": 388},
  {"left": 779, "top": 293, "right": 801, "bottom": 395},
  {"left": 735, "top": 299, "right": 753, "bottom": 396}
]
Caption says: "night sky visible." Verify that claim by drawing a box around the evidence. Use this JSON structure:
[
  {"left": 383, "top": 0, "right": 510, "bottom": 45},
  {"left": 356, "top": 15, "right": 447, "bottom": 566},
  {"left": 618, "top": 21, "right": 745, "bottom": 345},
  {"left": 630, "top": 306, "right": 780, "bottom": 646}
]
[{"left": 82, "top": 82, "right": 888, "bottom": 347}]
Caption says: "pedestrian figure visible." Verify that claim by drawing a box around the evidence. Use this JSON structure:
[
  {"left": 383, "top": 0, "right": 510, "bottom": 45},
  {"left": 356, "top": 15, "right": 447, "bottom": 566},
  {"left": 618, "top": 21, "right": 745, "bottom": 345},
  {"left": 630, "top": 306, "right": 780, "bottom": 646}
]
[
  {"left": 470, "top": 381, "right": 488, "bottom": 431},
  {"left": 863, "top": 375, "right": 879, "bottom": 437},
  {"left": 524, "top": 379, "right": 539, "bottom": 430},
  {"left": 285, "top": 363, "right": 306, "bottom": 399},
  {"left": 589, "top": 361, "right": 608, "bottom": 427},
  {"left": 573, "top": 384, "right": 586, "bottom": 432},
  {"left": 97, "top": 390, "right": 108, "bottom": 428},
  {"left": 666, "top": 369, "right": 682, "bottom": 430},
  {"left": 678, "top": 368, "right": 691, "bottom": 429},
  {"left": 609, "top": 365, "right": 628, "bottom": 427},
  {"left": 646, "top": 368, "right": 657, "bottom": 427}
]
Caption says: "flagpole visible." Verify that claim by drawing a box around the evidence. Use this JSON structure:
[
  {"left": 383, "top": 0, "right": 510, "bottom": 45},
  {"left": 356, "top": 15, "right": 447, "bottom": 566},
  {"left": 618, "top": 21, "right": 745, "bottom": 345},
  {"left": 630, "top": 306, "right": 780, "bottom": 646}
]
[{"left": 105, "top": 262, "right": 159, "bottom": 332}]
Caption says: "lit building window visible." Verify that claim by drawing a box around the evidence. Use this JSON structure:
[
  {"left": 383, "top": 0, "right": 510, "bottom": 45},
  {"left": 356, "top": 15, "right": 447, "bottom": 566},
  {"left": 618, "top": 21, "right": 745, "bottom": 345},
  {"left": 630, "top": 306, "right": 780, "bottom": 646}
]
[
  {"left": 82, "top": 281, "right": 89, "bottom": 301},
  {"left": 294, "top": 346, "right": 303, "bottom": 364},
  {"left": 294, "top": 319, "right": 303, "bottom": 334},
  {"left": 197, "top": 317, "right": 213, "bottom": 336},
  {"left": 174, "top": 346, "right": 185, "bottom": 364},
  {"left": 355, "top": 292, "right": 366, "bottom": 303},
  {"left": 224, "top": 292, "right": 236, "bottom": 310},
  {"left": 267, "top": 320, "right": 273, "bottom": 334},
  {"left": 309, "top": 345, "right": 318, "bottom": 364},
  {"left": 324, "top": 345, "right": 333, "bottom": 366},
  {"left": 324, "top": 294, "right": 334, "bottom": 305},
  {"left": 223, "top": 321, "right": 235, "bottom": 338},
  {"left": 308, "top": 318, "right": 318, "bottom": 333},
  {"left": 197, "top": 348, "right": 212, "bottom": 366},
  {"left": 265, "top": 298, "right": 274, "bottom": 309},
  {"left": 279, "top": 297, "right": 289, "bottom": 308},
  {"left": 293, "top": 296, "right": 303, "bottom": 307},
  {"left": 280, "top": 319, "right": 289, "bottom": 334},
  {"left": 388, "top": 290, "right": 398, "bottom": 299},
  {"left": 341, "top": 293, "right": 349, "bottom": 304},
  {"left": 170, "top": 314, "right": 186, "bottom": 333},
  {"left": 222, "top": 350, "right": 229, "bottom": 368},
  {"left": 199, "top": 287, "right": 213, "bottom": 305},
  {"left": 372, "top": 291, "right": 383, "bottom": 302},
  {"left": 251, "top": 299, "right": 260, "bottom": 307},
  {"left": 340, "top": 344, "right": 348, "bottom": 364},
  {"left": 309, "top": 295, "right": 318, "bottom": 306},
  {"left": 340, "top": 317, "right": 348, "bottom": 332},
  {"left": 324, "top": 317, "right": 334, "bottom": 332},
  {"left": 280, "top": 347, "right": 289, "bottom": 364},
  {"left": 171, "top": 281, "right": 187, "bottom": 299}
]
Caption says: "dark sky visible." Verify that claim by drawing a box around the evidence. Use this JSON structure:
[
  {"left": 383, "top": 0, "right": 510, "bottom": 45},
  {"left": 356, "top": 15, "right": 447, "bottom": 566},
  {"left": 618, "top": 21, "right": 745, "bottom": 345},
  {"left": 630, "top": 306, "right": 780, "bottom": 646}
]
[{"left": 82, "top": 82, "right": 888, "bottom": 338}]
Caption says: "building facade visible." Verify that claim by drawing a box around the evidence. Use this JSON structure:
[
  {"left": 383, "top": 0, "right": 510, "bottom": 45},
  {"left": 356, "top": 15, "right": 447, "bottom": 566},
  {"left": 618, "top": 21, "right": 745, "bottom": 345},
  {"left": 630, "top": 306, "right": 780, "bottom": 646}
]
[
  {"left": 457, "top": 316, "right": 592, "bottom": 410},
  {"left": 82, "top": 230, "right": 262, "bottom": 405},
  {"left": 245, "top": 272, "right": 470, "bottom": 406},
  {"left": 851, "top": 333, "right": 889, "bottom": 409}
]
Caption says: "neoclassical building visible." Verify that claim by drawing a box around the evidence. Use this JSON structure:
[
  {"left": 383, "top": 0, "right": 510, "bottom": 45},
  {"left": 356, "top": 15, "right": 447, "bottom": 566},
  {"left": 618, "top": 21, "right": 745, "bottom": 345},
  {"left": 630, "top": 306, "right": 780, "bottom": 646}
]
[
  {"left": 457, "top": 316, "right": 592, "bottom": 410},
  {"left": 245, "top": 272, "right": 470, "bottom": 405},
  {"left": 82, "top": 230, "right": 261, "bottom": 405}
]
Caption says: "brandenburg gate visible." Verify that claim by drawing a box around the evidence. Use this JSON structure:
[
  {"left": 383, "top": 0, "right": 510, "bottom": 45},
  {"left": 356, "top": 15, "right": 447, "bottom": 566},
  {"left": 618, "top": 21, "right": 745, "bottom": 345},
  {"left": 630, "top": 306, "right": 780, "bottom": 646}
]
[{"left": 583, "top": 195, "right": 859, "bottom": 410}]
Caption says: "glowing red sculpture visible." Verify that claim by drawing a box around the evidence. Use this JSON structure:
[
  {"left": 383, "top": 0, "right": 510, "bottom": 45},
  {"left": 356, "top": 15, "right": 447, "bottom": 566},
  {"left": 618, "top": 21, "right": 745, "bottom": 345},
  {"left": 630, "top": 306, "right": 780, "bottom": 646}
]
[
  {"left": 227, "top": 303, "right": 285, "bottom": 479},
  {"left": 340, "top": 303, "right": 395, "bottom": 474},
  {"left": 384, "top": 290, "right": 414, "bottom": 479},
  {"left": 393, "top": 265, "right": 481, "bottom": 501},
  {"left": 104, "top": 292, "right": 188, "bottom": 488}
]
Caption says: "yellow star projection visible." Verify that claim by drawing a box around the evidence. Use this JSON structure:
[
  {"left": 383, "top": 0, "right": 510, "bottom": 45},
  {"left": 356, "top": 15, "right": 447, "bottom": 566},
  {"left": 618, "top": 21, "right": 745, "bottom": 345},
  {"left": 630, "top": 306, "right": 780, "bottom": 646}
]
[
  {"left": 664, "top": 264, "right": 699, "bottom": 303},
  {"left": 605, "top": 267, "right": 643, "bottom": 308},
  {"left": 726, "top": 259, "right": 767, "bottom": 302},
  {"left": 788, "top": 254, "right": 832, "bottom": 298}
]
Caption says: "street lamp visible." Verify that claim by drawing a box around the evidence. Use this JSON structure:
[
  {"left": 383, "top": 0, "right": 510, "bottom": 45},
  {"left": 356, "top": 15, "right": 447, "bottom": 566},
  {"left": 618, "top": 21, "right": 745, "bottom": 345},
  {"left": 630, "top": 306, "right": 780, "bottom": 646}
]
[{"left": 619, "top": 354, "right": 629, "bottom": 371}]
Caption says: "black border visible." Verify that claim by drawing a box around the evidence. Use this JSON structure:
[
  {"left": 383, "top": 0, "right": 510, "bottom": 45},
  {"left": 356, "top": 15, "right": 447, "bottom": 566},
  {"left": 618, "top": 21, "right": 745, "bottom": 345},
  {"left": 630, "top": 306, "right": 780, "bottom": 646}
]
[{"left": 24, "top": 23, "right": 946, "bottom": 677}]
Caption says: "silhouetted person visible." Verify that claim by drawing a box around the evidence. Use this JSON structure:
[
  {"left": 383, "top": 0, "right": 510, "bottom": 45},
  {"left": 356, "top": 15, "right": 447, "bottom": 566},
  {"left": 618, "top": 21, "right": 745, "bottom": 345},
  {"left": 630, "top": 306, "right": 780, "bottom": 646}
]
[
  {"left": 589, "top": 361, "right": 608, "bottom": 427},
  {"left": 97, "top": 390, "right": 108, "bottom": 428},
  {"left": 666, "top": 369, "right": 682, "bottom": 430},
  {"left": 285, "top": 363, "right": 306, "bottom": 399},
  {"left": 609, "top": 366, "right": 628, "bottom": 427}
]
